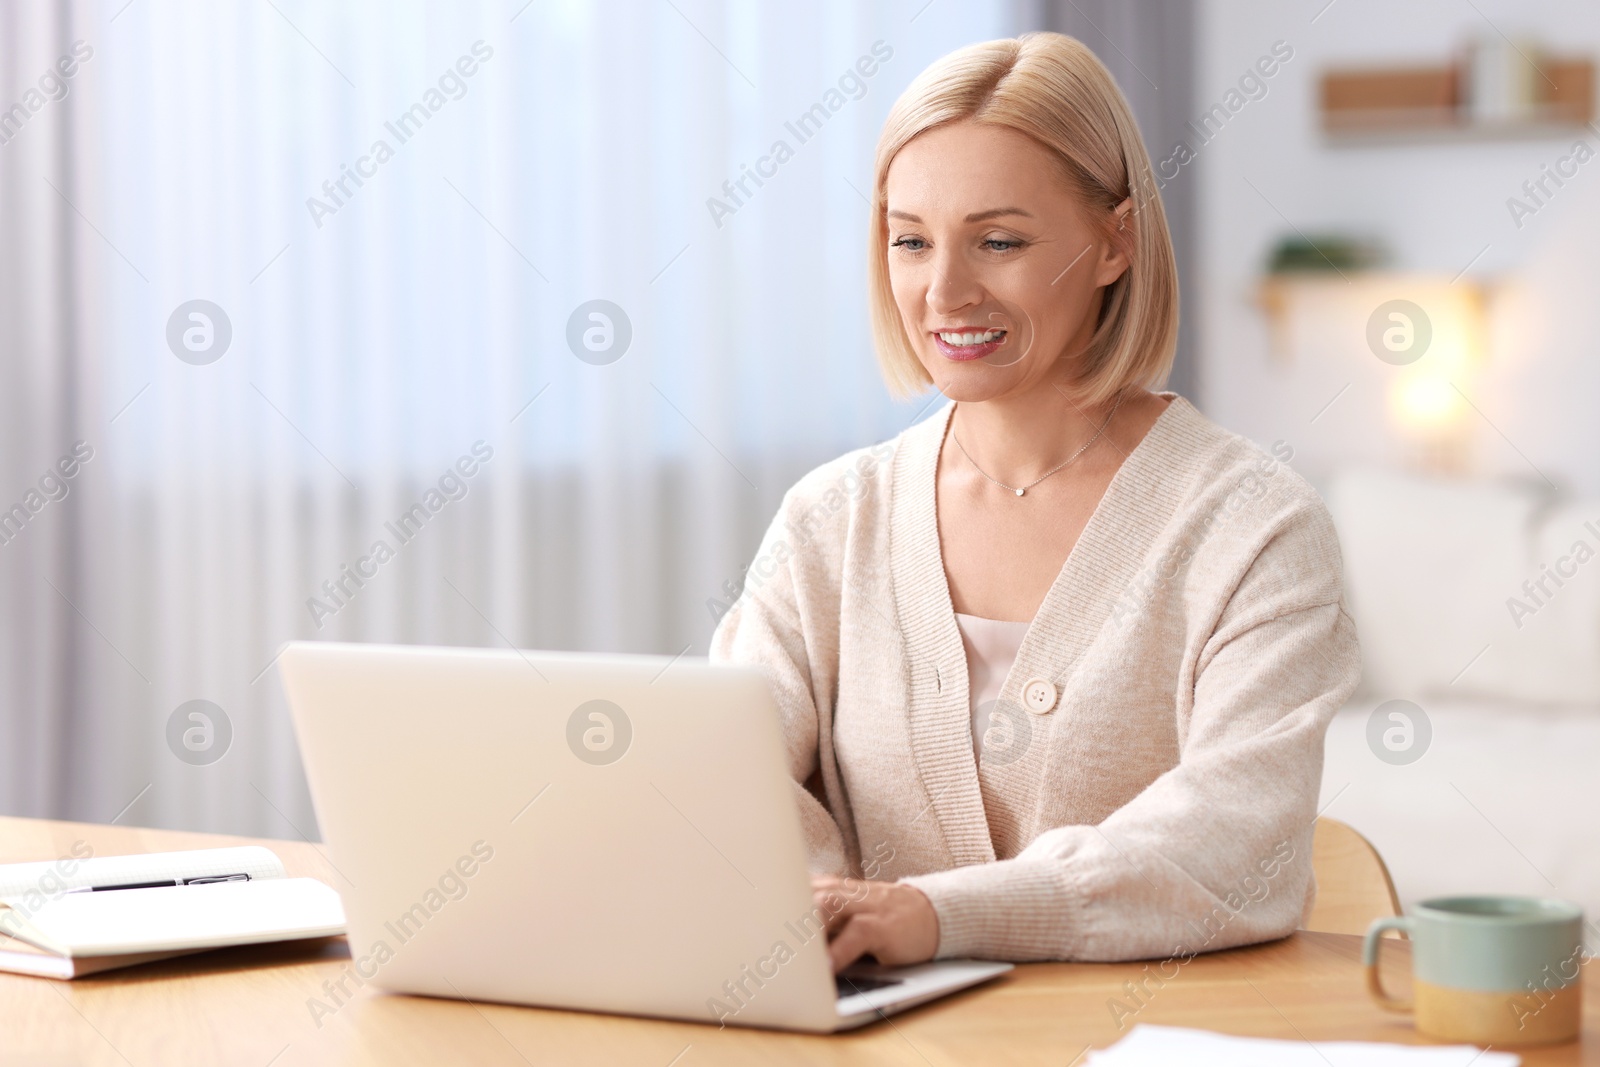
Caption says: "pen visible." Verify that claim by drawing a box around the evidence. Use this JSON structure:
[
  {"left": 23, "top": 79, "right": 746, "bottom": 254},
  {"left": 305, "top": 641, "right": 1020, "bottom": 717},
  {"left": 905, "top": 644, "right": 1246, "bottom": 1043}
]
[
  {"left": 61, "top": 873, "right": 251, "bottom": 894},
  {"left": 63, "top": 879, "right": 178, "bottom": 894}
]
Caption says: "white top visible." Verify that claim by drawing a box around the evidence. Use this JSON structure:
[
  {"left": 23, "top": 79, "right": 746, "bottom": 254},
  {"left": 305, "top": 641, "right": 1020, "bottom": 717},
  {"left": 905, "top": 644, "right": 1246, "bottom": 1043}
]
[{"left": 953, "top": 612, "right": 1032, "bottom": 761}]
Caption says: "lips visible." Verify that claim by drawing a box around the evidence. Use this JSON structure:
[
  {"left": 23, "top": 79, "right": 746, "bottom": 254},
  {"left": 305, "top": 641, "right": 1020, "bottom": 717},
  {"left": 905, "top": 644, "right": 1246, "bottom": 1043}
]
[{"left": 932, "top": 328, "right": 1007, "bottom": 362}]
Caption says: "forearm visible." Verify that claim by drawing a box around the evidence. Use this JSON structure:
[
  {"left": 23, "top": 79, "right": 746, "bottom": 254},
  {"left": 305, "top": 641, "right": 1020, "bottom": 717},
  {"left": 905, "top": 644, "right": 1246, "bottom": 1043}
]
[{"left": 900, "top": 818, "right": 1312, "bottom": 962}]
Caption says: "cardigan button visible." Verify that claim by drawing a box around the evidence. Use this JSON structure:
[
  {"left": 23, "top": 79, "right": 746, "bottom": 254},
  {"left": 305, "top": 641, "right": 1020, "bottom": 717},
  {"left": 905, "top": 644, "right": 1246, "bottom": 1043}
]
[{"left": 1022, "top": 678, "right": 1057, "bottom": 715}]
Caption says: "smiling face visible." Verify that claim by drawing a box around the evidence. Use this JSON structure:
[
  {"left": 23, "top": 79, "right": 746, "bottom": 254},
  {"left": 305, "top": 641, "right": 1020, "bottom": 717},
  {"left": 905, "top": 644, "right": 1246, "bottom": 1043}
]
[{"left": 883, "top": 120, "right": 1131, "bottom": 403}]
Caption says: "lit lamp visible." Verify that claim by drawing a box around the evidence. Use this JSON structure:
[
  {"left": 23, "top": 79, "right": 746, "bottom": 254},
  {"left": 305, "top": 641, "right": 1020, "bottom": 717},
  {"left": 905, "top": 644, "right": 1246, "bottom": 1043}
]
[{"left": 1377, "top": 280, "right": 1485, "bottom": 474}]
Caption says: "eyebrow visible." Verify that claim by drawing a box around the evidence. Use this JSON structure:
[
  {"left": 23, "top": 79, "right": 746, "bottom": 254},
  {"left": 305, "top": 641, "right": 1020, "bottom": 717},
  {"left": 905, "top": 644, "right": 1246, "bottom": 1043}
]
[{"left": 886, "top": 207, "right": 1034, "bottom": 224}]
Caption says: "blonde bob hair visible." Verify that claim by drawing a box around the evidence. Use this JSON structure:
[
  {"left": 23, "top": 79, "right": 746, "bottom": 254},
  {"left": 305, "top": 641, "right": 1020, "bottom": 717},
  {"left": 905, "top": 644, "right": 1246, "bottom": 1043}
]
[{"left": 868, "top": 32, "right": 1178, "bottom": 406}]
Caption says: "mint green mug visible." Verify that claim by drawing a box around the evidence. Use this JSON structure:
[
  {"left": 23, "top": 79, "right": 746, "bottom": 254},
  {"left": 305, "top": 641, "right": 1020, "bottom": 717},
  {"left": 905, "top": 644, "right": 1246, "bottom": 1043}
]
[{"left": 1364, "top": 895, "right": 1585, "bottom": 1046}]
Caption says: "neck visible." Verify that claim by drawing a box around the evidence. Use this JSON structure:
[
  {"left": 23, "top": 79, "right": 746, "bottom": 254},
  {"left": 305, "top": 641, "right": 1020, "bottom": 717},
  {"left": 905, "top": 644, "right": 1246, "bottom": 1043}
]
[{"left": 950, "top": 375, "right": 1123, "bottom": 487}]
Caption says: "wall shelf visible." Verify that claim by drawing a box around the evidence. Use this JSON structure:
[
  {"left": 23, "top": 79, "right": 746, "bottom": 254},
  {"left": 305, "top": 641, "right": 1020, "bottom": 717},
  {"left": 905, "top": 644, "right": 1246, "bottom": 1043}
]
[{"left": 1320, "top": 55, "right": 1594, "bottom": 144}]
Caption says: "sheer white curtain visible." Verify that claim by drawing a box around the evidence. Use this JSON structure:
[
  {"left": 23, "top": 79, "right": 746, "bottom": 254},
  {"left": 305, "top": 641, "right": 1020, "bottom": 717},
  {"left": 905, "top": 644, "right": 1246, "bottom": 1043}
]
[
  {"left": 0, "top": 2, "right": 84, "bottom": 820},
  {"left": 0, "top": 0, "right": 1024, "bottom": 837}
]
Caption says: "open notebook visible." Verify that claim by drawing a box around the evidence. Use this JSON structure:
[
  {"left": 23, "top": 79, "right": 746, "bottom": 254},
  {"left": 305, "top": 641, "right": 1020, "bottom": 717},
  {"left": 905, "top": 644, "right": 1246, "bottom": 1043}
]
[{"left": 0, "top": 847, "right": 346, "bottom": 979}]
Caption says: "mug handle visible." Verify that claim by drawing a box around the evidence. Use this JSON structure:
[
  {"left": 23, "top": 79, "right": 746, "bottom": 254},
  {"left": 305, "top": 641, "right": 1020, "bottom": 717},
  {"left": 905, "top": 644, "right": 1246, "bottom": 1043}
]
[{"left": 1362, "top": 916, "right": 1416, "bottom": 1013}]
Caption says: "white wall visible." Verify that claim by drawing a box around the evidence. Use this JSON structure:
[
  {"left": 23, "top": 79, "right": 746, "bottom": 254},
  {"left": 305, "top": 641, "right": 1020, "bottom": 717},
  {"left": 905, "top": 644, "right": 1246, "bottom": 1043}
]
[
  {"left": 1192, "top": 0, "right": 1600, "bottom": 922},
  {"left": 1194, "top": 0, "right": 1600, "bottom": 495}
]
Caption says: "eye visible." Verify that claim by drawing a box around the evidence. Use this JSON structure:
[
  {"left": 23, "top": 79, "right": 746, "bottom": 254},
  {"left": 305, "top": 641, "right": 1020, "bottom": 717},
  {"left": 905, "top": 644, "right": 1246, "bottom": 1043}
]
[
  {"left": 982, "top": 236, "right": 1023, "bottom": 252},
  {"left": 890, "top": 235, "right": 927, "bottom": 253}
]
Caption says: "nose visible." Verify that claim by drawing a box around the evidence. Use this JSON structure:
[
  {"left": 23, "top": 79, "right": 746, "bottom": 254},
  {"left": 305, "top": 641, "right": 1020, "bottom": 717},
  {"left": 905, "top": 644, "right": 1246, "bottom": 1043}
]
[{"left": 924, "top": 248, "right": 984, "bottom": 318}]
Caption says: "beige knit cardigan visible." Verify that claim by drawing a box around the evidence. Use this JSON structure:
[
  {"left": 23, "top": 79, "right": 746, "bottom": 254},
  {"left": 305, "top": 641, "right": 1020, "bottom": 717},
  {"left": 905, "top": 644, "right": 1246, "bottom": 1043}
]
[{"left": 710, "top": 395, "right": 1361, "bottom": 963}]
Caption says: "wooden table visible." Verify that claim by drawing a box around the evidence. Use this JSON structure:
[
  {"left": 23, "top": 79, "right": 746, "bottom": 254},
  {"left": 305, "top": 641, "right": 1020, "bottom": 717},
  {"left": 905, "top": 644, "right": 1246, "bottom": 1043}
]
[{"left": 4, "top": 816, "right": 1598, "bottom": 1066}]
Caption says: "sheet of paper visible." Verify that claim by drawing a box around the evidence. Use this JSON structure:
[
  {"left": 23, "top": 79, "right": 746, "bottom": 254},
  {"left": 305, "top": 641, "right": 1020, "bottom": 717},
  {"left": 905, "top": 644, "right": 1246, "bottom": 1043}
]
[
  {"left": 0, "top": 934, "right": 196, "bottom": 979},
  {"left": 6, "top": 877, "right": 345, "bottom": 957},
  {"left": 0, "top": 847, "right": 286, "bottom": 899},
  {"left": 1088, "top": 1025, "right": 1521, "bottom": 1066}
]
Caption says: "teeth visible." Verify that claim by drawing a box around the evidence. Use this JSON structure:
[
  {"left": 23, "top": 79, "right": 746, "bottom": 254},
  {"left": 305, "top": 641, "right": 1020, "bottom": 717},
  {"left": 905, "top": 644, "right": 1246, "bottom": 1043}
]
[{"left": 938, "top": 329, "right": 1004, "bottom": 346}]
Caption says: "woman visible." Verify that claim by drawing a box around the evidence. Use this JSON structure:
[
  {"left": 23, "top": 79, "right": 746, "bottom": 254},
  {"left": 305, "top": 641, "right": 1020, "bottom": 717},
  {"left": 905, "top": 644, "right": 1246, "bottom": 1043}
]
[{"left": 710, "top": 32, "right": 1359, "bottom": 971}]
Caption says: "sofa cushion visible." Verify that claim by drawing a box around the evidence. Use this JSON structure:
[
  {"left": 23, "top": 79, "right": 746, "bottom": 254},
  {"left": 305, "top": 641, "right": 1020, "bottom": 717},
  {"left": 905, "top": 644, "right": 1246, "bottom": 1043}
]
[{"left": 1326, "top": 467, "right": 1600, "bottom": 704}]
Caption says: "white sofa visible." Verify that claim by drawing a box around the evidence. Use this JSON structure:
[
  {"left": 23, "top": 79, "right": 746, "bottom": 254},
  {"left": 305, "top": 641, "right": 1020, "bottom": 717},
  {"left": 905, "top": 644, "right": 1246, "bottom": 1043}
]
[{"left": 1320, "top": 467, "right": 1600, "bottom": 929}]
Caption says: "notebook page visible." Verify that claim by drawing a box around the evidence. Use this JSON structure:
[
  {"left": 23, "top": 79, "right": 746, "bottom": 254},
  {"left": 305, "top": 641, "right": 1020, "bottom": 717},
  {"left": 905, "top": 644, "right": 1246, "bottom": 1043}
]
[
  {"left": 0, "top": 847, "right": 287, "bottom": 899},
  {"left": 1088, "top": 1025, "right": 1520, "bottom": 1067},
  {"left": 14, "top": 877, "right": 345, "bottom": 957},
  {"left": 0, "top": 930, "right": 195, "bottom": 979}
]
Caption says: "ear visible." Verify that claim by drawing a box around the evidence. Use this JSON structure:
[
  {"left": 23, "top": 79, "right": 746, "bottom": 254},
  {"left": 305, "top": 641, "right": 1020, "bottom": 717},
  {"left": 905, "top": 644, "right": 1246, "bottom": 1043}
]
[{"left": 1094, "top": 197, "right": 1135, "bottom": 287}]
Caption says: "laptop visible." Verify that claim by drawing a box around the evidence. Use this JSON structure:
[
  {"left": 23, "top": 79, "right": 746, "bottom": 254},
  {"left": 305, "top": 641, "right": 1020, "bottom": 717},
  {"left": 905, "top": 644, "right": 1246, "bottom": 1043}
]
[{"left": 277, "top": 641, "right": 1012, "bottom": 1031}]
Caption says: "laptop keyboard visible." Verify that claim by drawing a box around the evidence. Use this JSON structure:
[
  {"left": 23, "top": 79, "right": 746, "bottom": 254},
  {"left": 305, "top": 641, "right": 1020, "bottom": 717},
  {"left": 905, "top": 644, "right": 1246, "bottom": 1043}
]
[{"left": 835, "top": 973, "right": 905, "bottom": 999}]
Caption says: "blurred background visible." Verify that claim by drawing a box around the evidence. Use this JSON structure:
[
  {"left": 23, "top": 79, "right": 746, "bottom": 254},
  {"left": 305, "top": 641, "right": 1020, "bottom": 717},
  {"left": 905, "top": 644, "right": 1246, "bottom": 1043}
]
[{"left": 3, "top": 0, "right": 1597, "bottom": 930}]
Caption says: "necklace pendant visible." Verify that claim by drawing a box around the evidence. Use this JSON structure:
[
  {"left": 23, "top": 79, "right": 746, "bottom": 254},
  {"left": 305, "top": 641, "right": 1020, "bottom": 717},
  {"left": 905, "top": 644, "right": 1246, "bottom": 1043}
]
[{"left": 1015, "top": 487, "right": 1025, "bottom": 497}]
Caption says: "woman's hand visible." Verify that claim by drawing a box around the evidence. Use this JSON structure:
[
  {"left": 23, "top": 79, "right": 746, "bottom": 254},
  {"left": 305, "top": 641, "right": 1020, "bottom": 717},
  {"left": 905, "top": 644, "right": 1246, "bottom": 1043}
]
[{"left": 811, "top": 875, "right": 940, "bottom": 972}]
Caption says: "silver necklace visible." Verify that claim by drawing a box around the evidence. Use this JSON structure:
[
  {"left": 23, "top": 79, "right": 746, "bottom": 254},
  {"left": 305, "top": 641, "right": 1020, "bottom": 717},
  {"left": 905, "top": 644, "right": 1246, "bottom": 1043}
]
[{"left": 951, "top": 391, "right": 1124, "bottom": 498}]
